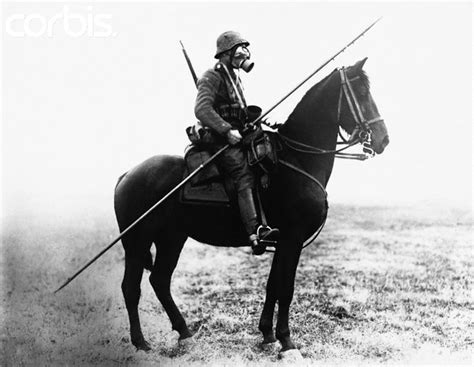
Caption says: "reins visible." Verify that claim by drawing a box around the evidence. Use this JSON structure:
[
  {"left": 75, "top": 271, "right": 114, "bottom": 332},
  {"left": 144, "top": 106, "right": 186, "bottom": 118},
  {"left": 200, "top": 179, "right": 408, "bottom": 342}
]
[
  {"left": 278, "top": 133, "right": 362, "bottom": 155},
  {"left": 279, "top": 132, "right": 370, "bottom": 161}
]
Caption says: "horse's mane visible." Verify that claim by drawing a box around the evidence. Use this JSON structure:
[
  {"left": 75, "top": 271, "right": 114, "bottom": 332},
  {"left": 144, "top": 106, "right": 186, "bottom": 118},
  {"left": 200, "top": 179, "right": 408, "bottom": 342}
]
[
  {"left": 281, "top": 68, "right": 337, "bottom": 127},
  {"left": 358, "top": 70, "right": 370, "bottom": 89},
  {"left": 282, "top": 66, "right": 371, "bottom": 128},
  {"left": 298, "top": 68, "right": 337, "bottom": 106}
]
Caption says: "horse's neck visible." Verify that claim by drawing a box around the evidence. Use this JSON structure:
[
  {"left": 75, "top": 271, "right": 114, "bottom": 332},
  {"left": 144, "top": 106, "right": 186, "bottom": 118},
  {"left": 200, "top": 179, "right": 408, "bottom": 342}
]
[{"left": 279, "top": 78, "right": 339, "bottom": 185}]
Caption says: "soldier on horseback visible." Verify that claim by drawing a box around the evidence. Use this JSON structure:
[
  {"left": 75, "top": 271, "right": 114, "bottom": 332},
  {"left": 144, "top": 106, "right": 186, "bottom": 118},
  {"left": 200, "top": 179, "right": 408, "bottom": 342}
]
[{"left": 194, "top": 31, "right": 279, "bottom": 255}]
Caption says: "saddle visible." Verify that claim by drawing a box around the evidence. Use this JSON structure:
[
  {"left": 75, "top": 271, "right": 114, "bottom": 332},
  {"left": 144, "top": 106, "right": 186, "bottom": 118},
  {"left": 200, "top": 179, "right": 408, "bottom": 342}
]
[{"left": 180, "top": 130, "right": 279, "bottom": 205}]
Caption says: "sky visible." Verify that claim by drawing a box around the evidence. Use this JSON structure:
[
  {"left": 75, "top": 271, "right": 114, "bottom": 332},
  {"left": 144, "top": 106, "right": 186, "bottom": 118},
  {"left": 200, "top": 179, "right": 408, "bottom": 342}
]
[{"left": 1, "top": 1, "right": 472, "bottom": 220}]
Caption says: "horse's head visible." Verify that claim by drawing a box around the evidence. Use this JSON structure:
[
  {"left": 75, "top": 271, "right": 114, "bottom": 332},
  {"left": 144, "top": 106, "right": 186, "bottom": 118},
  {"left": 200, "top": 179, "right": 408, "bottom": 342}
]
[{"left": 337, "top": 58, "right": 389, "bottom": 155}]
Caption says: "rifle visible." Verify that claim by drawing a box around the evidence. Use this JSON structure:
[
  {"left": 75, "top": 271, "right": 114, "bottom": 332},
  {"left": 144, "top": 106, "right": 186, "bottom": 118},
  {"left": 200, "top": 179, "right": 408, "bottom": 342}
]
[{"left": 180, "top": 40, "right": 198, "bottom": 87}]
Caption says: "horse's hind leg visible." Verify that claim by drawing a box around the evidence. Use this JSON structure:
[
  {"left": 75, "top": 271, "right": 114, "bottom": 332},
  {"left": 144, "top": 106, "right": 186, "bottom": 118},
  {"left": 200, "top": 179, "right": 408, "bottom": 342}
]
[
  {"left": 150, "top": 231, "right": 192, "bottom": 341},
  {"left": 122, "top": 251, "right": 150, "bottom": 351}
]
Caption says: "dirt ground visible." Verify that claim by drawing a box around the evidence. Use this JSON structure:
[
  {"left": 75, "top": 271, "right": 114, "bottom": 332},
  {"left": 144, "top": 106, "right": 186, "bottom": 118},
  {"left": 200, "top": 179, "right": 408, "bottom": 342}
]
[{"left": 1, "top": 203, "right": 472, "bottom": 366}]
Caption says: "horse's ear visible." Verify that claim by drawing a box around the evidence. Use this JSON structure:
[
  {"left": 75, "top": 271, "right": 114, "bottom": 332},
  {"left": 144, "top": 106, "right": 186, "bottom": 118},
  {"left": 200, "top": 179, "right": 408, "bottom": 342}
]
[{"left": 354, "top": 57, "right": 368, "bottom": 71}]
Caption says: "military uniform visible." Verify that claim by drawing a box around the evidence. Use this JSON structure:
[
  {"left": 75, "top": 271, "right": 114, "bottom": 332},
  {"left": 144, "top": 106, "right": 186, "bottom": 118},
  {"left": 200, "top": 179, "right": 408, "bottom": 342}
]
[
  {"left": 195, "top": 65, "right": 258, "bottom": 235},
  {"left": 194, "top": 31, "right": 278, "bottom": 255}
]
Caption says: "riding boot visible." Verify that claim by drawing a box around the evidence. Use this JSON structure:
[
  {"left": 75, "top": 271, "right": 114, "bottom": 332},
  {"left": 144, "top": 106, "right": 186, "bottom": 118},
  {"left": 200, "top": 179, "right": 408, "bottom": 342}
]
[
  {"left": 237, "top": 188, "right": 259, "bottom": 236},
  {"left": 237, "top": 188, "right": 280, "bottom": 255}
]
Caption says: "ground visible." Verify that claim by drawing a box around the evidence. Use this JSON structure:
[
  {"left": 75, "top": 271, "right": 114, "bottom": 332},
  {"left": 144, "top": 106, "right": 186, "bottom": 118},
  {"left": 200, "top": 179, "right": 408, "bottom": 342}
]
[{"left": 1, "top": 203, "right": 472, "bottom": 366}]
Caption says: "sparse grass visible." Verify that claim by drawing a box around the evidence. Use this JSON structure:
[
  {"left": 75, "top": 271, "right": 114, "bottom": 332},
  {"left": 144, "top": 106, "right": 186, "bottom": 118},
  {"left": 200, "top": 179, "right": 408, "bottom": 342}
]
[{"left": 1, "top": 204, "right": 472, "bottom": 366}]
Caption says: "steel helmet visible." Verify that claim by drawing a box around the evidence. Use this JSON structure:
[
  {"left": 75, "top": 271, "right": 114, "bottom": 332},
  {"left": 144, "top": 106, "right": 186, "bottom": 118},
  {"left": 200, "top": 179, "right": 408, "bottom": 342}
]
[{"left": 215, "top": 31, "right": 250, "bottom": 59}]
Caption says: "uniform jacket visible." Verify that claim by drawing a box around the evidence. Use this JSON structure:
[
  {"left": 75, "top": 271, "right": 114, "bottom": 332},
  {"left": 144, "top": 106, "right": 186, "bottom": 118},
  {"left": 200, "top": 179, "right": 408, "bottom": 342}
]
[{"left": 194, "top": 65, "right": 247, "bottom": 136}]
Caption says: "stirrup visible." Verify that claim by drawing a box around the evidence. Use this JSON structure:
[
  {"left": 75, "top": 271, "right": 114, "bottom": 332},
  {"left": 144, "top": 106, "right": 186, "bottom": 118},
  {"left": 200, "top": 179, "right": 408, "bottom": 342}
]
[
  {"left": 250, "top": 225, "right": 280, "bottom": 255},
  {"left": 257, "top": 225, "right": 280, "bottom": 246}
]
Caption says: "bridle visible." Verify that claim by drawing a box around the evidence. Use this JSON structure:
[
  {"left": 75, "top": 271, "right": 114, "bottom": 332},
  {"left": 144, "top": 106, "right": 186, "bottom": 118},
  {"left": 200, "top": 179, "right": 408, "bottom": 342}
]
[
  {"left": 336, "top": 67, "right": 384, "bottom": 157},
  {"left": 279, "top": 67, "right": 384, "bottom": 160},
  {"left": 271, "top": 67, "right": 385, "bottom": 253}
]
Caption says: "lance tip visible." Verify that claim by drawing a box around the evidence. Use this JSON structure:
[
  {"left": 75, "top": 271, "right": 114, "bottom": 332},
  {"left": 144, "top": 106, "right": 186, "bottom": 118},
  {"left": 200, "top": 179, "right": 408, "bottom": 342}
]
[
  {"left": 53, "top": 284, "right": 64, "bottom": 294},
  {"left": 373, "top": 16, "right": 383, "bottom": 24}
]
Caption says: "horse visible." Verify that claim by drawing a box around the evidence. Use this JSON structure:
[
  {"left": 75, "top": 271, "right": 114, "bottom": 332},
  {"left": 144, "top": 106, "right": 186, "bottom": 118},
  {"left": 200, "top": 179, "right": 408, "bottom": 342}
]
[{"left": 114, "top": 57, "right": 389, "bottom": 359}]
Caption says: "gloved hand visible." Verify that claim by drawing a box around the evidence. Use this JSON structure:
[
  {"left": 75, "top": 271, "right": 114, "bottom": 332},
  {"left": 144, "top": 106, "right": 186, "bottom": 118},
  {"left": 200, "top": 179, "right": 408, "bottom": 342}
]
[{"left": 226, "top": 129, "right": 242, "bottom": 145}]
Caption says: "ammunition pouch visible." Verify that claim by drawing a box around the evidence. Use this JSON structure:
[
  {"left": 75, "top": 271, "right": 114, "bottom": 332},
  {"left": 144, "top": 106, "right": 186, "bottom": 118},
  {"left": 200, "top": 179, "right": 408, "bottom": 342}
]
[
  {"left": 217, "top": 103, "right": 247, "bottom": 124},
  {"left": 185, "top": 104, "right": 264, "bottom": 150},
  {"left": 216, "top": 104, "right": 262, "bottom": 126}
]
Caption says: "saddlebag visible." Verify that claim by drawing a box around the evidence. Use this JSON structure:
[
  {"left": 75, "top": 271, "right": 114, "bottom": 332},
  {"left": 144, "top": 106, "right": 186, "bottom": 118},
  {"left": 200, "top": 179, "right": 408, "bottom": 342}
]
[{"left": 244, "top": 128, "right": 279, "bottom": 173}]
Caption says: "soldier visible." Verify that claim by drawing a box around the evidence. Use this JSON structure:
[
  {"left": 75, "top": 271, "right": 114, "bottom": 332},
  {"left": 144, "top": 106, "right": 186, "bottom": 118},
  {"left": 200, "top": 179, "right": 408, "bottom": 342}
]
[{"left": 194, "top": 31, "right": 279, "bottom": 255}]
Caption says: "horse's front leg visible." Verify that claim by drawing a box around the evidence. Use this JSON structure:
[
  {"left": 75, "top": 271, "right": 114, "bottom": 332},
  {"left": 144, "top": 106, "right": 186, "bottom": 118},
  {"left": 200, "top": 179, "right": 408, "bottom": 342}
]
[{"left": 274, "top": 241, "right": 303, "bottom": 357}]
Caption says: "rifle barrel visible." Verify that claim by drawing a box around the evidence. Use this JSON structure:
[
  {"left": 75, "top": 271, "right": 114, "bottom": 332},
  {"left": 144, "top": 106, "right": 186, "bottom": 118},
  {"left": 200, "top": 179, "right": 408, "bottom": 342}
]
[{"left": 180, "top": 40, "right": 198, "bottom": 86}]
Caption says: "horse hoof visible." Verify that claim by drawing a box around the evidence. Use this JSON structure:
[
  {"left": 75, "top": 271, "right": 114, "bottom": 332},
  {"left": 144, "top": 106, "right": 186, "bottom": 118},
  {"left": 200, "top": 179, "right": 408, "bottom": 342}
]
[
  {"left": 278, "top": 349, "right": 304, "bottom": 363},
  {"left": 260, "top": 341, "right": 279, "bottom": 352},
  {"left": 178, "top": 336, "right": 196, "bottom": 351},
  {"left": 134, "top": 339, "right": 152, "bottom": 352}
]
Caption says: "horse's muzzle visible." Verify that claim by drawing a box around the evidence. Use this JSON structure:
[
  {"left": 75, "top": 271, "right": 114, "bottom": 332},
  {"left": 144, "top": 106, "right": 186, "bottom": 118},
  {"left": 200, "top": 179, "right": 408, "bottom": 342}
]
[
  {"left": 369, "top": 119, "right": 389, "bottom": 155},
  {"left": 373, "top": 134, "right": 389, "bottom": 154}
]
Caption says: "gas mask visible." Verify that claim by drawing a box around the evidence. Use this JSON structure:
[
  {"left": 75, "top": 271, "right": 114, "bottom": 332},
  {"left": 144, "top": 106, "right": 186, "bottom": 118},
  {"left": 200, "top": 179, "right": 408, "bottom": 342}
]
[{"left": 231, "top": 45, "right": 254, "bottom": 72}]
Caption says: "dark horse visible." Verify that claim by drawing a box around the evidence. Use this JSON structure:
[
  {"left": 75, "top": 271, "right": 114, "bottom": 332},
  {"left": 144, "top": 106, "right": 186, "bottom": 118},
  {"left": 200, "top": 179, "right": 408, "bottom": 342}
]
[{"left": 114, "top": 58, "right": 389, "bottom": 359}]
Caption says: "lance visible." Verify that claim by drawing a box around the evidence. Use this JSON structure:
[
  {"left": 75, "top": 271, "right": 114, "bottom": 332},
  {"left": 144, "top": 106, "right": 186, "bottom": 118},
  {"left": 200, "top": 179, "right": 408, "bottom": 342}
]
[{"left": 54, "top": 18, "right": 381, "bottom": 293}]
